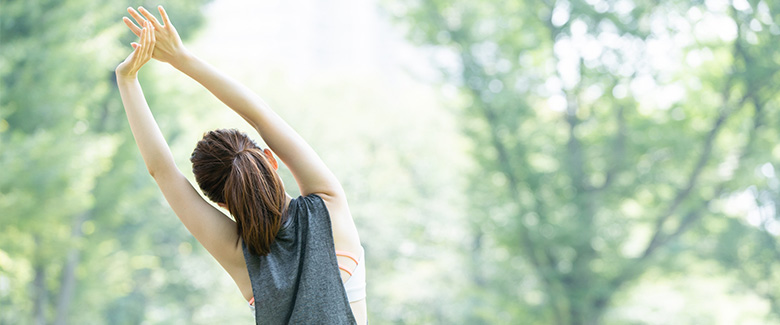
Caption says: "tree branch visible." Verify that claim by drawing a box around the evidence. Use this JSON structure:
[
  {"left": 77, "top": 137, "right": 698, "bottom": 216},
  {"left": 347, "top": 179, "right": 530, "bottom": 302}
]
[
  {"left": 640, "top": 106, "right": 731, "bottom": 259},
  {"left": 593, "top": 104, "right": 626, "bottom": 191},
  {"left": 640, "top": 13, "right": 763, "bottom": 258},
  {"left": 609, "top": 17, "right": 767, "bottom": 299},
  {"left": 611, "top": 86, "right": 761, "bottom": 300}
]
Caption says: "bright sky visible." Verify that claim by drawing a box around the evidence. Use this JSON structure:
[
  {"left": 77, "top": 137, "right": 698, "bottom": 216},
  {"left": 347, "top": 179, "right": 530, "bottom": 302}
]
[{"left": 188, "top": 0, "right": 434, "bottom": 84}]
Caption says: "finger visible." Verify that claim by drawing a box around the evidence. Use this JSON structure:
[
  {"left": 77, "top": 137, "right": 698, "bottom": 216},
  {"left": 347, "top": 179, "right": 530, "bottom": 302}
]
[
  {"left": 144, "top": 22, "right": 154, "bottom": 58},
  {"left": 142, "top": 23, "right": 152, "bottom": 58},
  {"left": 138, "top": 26, "right": 148, "bottom": 58},
  {"left": 138, "top": 6, "right": 163, "bottom": 30},
  {"left": 123, "top": 17, "right": 142, "bottom": 36},
  {"left": 146, "top": 22, "right": 155, "bottom": 58},
  {"left": 158, "top": 5, "right": 172, "bottom": 28},
  {"left": 131, "top": 42, "right": 139, "bottom": 49},
  {"left": 149, "top": 20, "right": 156, "bottom": 43},
  {"left": 127, "top": 7, "right": 147, "bottom": 27}
]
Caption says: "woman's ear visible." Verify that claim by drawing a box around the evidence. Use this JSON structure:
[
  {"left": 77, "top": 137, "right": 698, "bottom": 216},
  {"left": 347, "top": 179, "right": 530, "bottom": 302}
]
[{"left": 263, "top": 148, "right": 279, "bottom": 170}]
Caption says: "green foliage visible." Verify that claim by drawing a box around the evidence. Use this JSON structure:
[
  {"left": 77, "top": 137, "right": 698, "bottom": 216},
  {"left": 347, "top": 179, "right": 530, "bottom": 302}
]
[
  {"left": 0, "top": 0, "right": 219, "bottom": 323},
  {"left": 389, "top": 0, "right": 780, "bottom": 323}
]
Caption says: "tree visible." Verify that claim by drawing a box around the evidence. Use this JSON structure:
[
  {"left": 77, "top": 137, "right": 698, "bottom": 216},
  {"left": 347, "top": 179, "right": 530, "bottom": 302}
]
[
  {"left": 0, "top": 1, "right": 213, "bottom": 323},
  {"left": 390, "top": 0, "right": 780, "bottom": 323}
]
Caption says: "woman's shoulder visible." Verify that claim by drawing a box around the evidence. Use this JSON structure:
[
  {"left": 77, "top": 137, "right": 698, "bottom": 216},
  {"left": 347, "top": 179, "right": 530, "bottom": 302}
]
[
  {"left": 297, "top": 193, "right": 351, "bottom": 220},
  {"left": 285, "top": 193, "right": 331, "bottom": 222},
  {"left": 294, "top": 193, "right": 327, "bottom": 209}
]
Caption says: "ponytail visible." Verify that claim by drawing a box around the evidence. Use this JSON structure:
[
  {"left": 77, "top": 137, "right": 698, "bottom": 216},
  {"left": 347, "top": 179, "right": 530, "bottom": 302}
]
[
  {"left": 190, "top": 129, "right": 286, "bottom": 256},
  {"left": 224, "top": 149, "right": 286, "bottom": 255}
]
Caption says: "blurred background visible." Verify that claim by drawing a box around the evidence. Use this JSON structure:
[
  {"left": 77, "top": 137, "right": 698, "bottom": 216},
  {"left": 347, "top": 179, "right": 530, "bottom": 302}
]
[{"left": 1, "top": 0, "right": 779, "bottom": 324}]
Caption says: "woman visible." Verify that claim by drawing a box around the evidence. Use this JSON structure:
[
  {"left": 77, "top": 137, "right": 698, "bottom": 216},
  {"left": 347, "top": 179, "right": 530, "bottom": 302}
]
[{"left": 115, "top": 6, "right": 366, "bottom": 324}]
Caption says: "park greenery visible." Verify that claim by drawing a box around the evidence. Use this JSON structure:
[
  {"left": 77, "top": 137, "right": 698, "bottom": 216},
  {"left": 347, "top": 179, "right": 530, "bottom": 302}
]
[
  {"left": 390, "top": 0, "right": 780, "bottom": 323},
  {"left": 2, "top": 0, "right": 780, "bottom": 324}
]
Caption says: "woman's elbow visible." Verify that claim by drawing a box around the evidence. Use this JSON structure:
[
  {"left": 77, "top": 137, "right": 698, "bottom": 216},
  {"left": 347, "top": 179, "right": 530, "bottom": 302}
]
[
  {"left": 146, "top": 163, "right": 174, "bottom": 179},
  {"left": 147, "top": 165, "right": 159, "bottom": 178}
]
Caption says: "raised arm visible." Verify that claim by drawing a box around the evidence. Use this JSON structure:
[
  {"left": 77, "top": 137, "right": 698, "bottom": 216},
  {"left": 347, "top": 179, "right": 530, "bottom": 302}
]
[
  {"left": 115, "top": 18, "right": 248, "bottom": 292},
  {"left": 115, "top": 20, "right": 173, "bottom": 177},
  {"left": 125, "top": 6, "right": 343, "bottom": 199}
]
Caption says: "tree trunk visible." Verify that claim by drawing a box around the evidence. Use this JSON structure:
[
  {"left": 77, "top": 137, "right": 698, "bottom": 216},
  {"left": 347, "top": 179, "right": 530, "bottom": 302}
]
[
  {"left": 33, "top": 236, "right": 47, "bottom": 325},
  {"left": 53, "top": 212, "right": 89, "bottom": 325},
  {"left": 566, "top": 297, "right": 609, "bottom": 325},
  {"left": 53, "top": 249, "right": 79, "bottom": 325}
]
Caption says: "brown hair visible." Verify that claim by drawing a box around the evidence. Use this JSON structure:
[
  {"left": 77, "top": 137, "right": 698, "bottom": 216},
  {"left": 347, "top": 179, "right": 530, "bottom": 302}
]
[{"left": 190, "top": 129, "right": 286, "bottom": 256}]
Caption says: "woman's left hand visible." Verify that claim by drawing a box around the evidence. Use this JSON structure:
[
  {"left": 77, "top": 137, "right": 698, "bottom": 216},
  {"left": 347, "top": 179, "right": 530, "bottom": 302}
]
[
  {"left": 124, "top": 6, "right": 188, "bottom": 66},
  {"left": 116, "top": 20, "right": 156, "bottom": 79}
]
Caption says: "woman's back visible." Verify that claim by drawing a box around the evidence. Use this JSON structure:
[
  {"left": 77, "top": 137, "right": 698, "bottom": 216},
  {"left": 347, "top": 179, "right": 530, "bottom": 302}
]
[{"left": 243, "top": 194, "right": 356, "bottom": 324}]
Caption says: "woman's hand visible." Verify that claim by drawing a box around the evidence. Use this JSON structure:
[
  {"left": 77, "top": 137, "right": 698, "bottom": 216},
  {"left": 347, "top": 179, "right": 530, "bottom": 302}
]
[
  {"left": 116, "top": 20, "right": 156, "bottom": 79},
  {"left": 124, "top": 6, "right": 187, "bottom": 65}
]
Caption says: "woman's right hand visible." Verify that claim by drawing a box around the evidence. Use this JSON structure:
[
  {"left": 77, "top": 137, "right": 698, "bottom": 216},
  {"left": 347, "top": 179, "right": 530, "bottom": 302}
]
[{"left": 124, "top": 5, "right": 187, "bottom": 65}]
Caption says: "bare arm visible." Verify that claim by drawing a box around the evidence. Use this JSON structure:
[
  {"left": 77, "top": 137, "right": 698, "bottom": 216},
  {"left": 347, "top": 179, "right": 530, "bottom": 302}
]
[
  {"left": 115, "top": 23, "right": 174, "bottom": 177},
  {"left": 127, "top": 6, "right": 343, "bottom": 200},
  {"left": 115, "top": 19, "right": 247, "bottom": 286}
]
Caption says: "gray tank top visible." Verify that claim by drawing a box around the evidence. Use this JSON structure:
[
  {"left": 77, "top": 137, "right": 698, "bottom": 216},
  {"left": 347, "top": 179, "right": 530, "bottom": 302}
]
[{"left": 242, "top": 194, "right": 357, "bottom": 324}]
